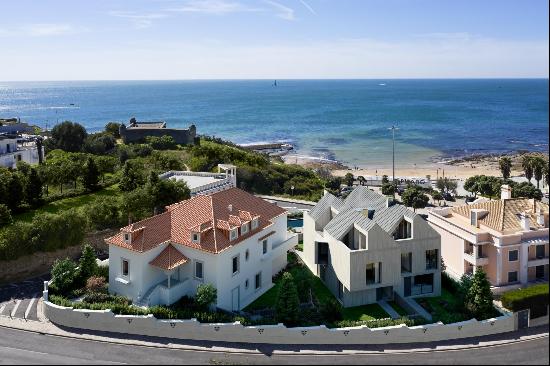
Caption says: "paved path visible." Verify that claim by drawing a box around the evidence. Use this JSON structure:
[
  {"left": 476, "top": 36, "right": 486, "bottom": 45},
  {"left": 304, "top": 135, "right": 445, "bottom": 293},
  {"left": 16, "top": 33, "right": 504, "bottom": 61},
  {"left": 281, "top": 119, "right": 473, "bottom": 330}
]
[
  {"left": 0, "top": 274, "right": 48, "bottom": 322},
  {"left": 377, "top": 300, "right": 400, "bottom": 319},
  {"left": 0, "top": 324, "right": 548, "bottom": 364},
  {"left": 402, "top": 297, "right": 433, "bottom": 321}
]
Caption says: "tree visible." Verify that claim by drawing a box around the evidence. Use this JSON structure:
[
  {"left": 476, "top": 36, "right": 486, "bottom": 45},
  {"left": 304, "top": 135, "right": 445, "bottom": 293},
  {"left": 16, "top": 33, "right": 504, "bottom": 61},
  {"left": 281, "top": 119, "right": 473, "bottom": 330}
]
[
  {"left": 325, "top": 176, "right": 342, "bottom": 191},
  {"left": 121, "top": 187, "right": 152, "bottom": 224},
  {"left": 195, "top": 283, "right": 217, "bottom": 311},
  {"left": 94, "top": 156, "right": 117, "bottom": 184},
  {"left": 86, "top": 197, "right": 122, "bottom": 230},
  {"left": 357, "top": 176, "right": 365, "bottom": 186},
  {"left": 499, "top": 157, "right": 512, "bottom": 179},
  {"left": 275, "top": 272, "right": 300, "bottom": 326},
  {"left": 511, "top": 182, "right": 543, "bottom": 200},
  {"left": 431, "top": 191, "right": 443, "bottom": 206},
  {"left": 25, "top": 167, "right": 43, "bottom": 207},
  {"left": 0, "top": 204, "right": 12, "bottom": 227},
  {"left": 382, "top": 175, "right": 389, "bottom": 184},
  {"left": 464, "top": 175, "right": 502, "bottom": 198},
  {"left": 119, "top": 161, "right": 144, "bottom": 192},
  {"left": 522, "top": 155, "right": 533, "bottom": 183},
  {"left": 344, "top": 172, "right": 354, "bottom": 187},
  {"left": 47, "top": 121, "right": 88, "bottom": 152},
  {"left": 531, "top": 156, "right": 546, "bottom": 189},
  {"left": 465, "top": 269, "right": 495, "bottom": 320},
  {"left": 436, "top": 177, "right": 457, "bottom": 194},
  {"left": 50, "top": 258, "right": 78, "bottom": 294},
  {"left": 83, "top": 132, "right": 116, "bottom": 155},
  {"left": 5, "top": 173, "right": 24, "bottom": 212},
  {"left": 381, "top": 182, "right": 396, "bottom": 196},
  {"left": 82, "top": 157, "right": 100, "bottom": 191},
  {"left": 146, "top": 135, "right": 177, "bottom": 150},
  {"left": 78, "top": 244, "right": 98, "bottom": 282},
  {"left": 401, "top": 186, "right": 429, "bottom": 212},
  {"left": 104, "top": 122, "right": 121, "bottom": 138}
]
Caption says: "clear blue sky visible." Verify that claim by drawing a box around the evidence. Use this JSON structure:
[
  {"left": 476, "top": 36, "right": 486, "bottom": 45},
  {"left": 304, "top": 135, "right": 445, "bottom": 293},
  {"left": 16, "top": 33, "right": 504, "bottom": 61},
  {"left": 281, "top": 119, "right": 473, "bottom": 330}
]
[{"left": 0, "top": 0, "right": 548, "bottom": 80}]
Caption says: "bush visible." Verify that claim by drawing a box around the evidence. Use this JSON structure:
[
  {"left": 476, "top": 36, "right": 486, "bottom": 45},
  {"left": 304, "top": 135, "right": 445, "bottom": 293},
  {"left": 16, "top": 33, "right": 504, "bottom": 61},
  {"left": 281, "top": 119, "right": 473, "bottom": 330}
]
[
  {"left": 0, "top": 204, "right": 12, "bottom": 227},
  {"left": 333, "top": 317, "right": 426, "bottom": 329},
  {"left": 50, "top": 258, "right": 79, "bottom": 295},
  {"left": 442, "top": 272, "right": 460, "bottom": 293},
  {"left": 501, "top": 284, "right": 549, "bottom": 318},
  {"left": 86, "top": 276, "right": 107, "bottom": 293},
  {"left": 195, "top": 283, "right": 217, "bottom": 310},
  {"left": 276, "top": 272, "right": 300, "bottom": 326},
  {"left": 78, "top": 244, "right": 98, "bottom": 282},
  {"left": 319, "top": 299, "right": 343, "bottom": 322},
  {"left": 85, "top": 197, "right": 123, "bottom": 230},
  {"left": 94, "top": 264, "right": 109, "bottom": 281}
]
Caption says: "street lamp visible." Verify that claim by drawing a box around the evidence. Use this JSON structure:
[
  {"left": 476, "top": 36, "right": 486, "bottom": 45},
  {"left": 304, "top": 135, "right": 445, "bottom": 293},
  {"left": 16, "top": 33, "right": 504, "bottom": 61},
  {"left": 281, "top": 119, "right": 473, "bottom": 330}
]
[
  {"left": 388, "top": 125, "right": 399, "bottom": 200},
  {"left": 291, "top": 185, "right": 295, "bottom": 196}
]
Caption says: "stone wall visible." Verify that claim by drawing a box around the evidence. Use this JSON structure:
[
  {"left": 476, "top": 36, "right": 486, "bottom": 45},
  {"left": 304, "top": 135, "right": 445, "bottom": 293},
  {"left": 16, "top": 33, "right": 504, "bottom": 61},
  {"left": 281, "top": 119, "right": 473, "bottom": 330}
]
[
  {"left": 43, "top": 300, "right": 518, "bottom": 345},
  {"left": 0, "top": 229, "right": 115, "bottom": 284}
]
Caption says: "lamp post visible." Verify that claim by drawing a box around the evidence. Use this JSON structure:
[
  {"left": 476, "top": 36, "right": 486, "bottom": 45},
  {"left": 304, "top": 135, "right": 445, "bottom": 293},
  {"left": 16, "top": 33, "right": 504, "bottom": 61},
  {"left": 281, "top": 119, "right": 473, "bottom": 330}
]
[
  {"left": 291, "top": 185, "right": 295, "bottom": 196},
  {"left": 389, "top": 125, "right": 399, "bottom": 200}
]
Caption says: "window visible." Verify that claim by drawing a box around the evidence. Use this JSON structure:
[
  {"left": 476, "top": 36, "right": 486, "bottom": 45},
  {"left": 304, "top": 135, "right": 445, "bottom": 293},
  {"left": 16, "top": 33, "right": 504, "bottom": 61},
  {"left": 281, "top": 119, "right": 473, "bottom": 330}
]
[
  {"left": 508, "top": 271, "right": 518, "bottom": 283},
  {"left": 195, "top": 261, "right": 204, "bottom": 280},
  {"left": 124, "top": 233, "right": 129, "bottom": 242},
  {"left": 366, "top": 262, "right": 381, "bottom": 285},
  {"left": 232, "top": 255, "right": 240, "bottom": 275},
  {"left": 241, "top": 223, "right": 249, "bottom": 235},
  {"left": 426, "top": 249, "right": 438, "bottom": 270},
  {"left": 401, "top": 252, "right": 412, "bottom": 273},
  {"left": 536, "top": 245, "right": 545, "bottom": 259},
  {"left": 413, "top": 274, "right": 434, "bottom": 294},
  {"left": 393, "top": 219, "right": 412, "bottom": 240},
  {"left": 262, "top": 240, "right": 268, "bottom": 254},
  {"left": 121, "top": 259, "right": 129, "bottom": 277},
  {"left": 509, "top": 249, "right": 519, "bottom": 262},
  {"left": 245, "top": 249, "right": 250, "bottom": 261},
  {"left": 230, "top": 229, "right": 238, "bottom": 241},
  {"left": 192, "top": 232, "right": 200, "bottom": 243},
  {"left": 245, "top": 279, "right": 249, "bottom": 289},
  {"left": 251, "top": 218, "right": 259, "bottom": 230},
  {"left": 255, "top": 272, "right": 262, "bottom": 290}
]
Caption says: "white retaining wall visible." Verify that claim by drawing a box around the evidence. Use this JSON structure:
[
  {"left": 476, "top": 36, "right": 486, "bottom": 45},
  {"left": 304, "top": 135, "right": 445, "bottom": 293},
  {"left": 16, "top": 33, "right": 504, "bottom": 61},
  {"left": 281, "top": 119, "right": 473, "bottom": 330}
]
[{"left": 43, "top": 300, "right": 517, "bottom": 345}]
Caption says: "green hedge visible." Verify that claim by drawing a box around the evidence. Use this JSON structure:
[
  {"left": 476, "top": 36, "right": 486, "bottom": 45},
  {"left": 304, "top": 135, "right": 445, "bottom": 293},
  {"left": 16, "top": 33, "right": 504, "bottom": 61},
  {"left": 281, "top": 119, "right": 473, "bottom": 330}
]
[{"left": 501, "top": 284, "right": 549, "bottom": 318}]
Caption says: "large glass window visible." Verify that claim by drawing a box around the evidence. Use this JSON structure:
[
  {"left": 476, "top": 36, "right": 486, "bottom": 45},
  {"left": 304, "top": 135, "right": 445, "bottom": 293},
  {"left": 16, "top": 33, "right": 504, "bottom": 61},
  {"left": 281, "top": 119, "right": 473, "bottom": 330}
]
[
  {"left": 401, "top": 252, "right": 412, "bottom": 273},
  {"left": 509, "top": 250, "right": 518, "bottom": 262},
  {"left": 122, "top": 259, "right": 129, "bottom": 277},
  {"left": 536, "top": 245, "right": 545, "bottom": 259},
  {"left": 195, "top": 261, "right": 203, "bottom": 280},
  {"left": 508, "top": 271, "right": 518, "bottom": 283},
  {"left": 366, "top": 262, "right": 381, "bottom": 285},
  {"left": 393, "top": 219, "right": 412, "bottom": 240},
  {"left": 426, "top": 249, "right": 438, "bottom": 270},
  {"left": 232, "top": 255, "right": 240, "bottom": 275}
]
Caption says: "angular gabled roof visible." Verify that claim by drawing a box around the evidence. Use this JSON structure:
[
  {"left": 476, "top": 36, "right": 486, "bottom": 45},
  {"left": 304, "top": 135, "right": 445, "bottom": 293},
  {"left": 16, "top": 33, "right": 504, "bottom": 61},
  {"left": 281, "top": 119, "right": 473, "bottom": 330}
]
[
  {"left": 149, "top": 244, "right": 189, "bottom": 270},
  {"left": 315, "top": 186, "right": 418, "bottom": 240},
  {"left": 308, "top": 192, "right": 344, "bottom": 221},
  {"left": 452, "top": 198, "right": 549, "bottom": 233},
  {"left": 106, "top": 188, "right": 286, "bottom": 254}
]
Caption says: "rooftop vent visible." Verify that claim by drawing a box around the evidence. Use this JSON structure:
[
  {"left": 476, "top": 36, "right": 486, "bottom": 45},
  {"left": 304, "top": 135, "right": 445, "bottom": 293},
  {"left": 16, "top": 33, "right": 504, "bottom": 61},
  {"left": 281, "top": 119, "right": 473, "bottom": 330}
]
[
  {"left": 520, "top": 212, "right": 530, "bottom": 231},
  {"left": 228, "top": 204, "right": 233, "bottom": 212}
]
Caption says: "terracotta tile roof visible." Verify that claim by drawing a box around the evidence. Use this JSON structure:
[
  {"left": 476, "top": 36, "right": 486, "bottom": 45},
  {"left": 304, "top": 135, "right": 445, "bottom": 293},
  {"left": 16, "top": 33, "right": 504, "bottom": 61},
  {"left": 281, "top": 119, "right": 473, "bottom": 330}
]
[
  {"left": 106, "top": 188, "right": 286, "bottom": 254},
  {"left": 149, "top": 244, "right": 189, "bottom": 270},
  {"left": 451, "top": 198, "right": 549, "bottom": 233}
]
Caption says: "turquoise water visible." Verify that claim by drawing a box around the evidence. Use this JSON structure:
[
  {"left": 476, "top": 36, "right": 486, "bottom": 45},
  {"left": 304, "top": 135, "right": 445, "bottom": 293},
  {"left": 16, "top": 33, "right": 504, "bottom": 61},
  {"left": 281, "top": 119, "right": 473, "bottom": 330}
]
[{"left": 0, "top": 79, "right": 547, "bottom": 168}]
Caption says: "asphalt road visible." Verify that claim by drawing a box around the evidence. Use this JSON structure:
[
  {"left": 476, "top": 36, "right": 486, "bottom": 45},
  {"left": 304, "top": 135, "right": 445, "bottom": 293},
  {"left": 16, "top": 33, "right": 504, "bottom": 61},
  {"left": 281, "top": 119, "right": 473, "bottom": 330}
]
[{"left": 0, "top": 326, "right": 548, "bottom": 365}]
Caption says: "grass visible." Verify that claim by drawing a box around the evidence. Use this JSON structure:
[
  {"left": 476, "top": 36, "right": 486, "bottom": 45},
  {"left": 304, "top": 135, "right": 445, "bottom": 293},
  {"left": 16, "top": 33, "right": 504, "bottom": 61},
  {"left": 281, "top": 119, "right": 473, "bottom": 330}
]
[
  {"left": 417, "top": 288, "right": 470, "bottom": 323},
  {"left": 295, "top": 243, "right": 303, "bottom": 251},
  {"left": 341, "top": 304, "right": 390, "bottom": 321},
  {"left": 387, "top": 301, "right": 409, "bottom": 317},
  {"left": 14, "top": 184, "right": 120, "bottom": 223}
]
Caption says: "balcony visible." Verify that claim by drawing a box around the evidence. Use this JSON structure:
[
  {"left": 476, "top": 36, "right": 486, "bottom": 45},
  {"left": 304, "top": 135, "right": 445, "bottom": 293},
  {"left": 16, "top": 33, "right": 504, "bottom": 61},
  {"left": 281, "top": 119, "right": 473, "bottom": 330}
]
[
  {"left": 463, "top": 251, "right": 489, "bottom": 266},
  {"left": 528, "top": 256, "right": 549, "bottom": 267}
]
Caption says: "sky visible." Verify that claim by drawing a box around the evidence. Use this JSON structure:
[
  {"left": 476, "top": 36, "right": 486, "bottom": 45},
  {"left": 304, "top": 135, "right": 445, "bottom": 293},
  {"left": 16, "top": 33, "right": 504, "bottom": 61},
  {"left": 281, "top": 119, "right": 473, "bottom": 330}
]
[{"left": 0, "top": 0, "right": 548, "bottom": 80}]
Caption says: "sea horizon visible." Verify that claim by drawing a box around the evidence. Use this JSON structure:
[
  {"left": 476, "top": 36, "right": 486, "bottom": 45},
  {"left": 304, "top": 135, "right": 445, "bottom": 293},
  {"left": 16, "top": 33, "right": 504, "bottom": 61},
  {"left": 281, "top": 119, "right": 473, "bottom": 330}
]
[{"left": 1, "top": 79, "right": 548, "bottom": 169}]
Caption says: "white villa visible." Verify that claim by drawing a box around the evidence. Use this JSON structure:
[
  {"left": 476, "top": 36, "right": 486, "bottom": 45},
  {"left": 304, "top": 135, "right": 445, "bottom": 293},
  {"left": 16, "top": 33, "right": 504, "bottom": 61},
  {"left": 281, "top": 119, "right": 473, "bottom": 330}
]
[
  {"left": 302, "top": 187, "right": 441, "bottom": 307},
  {"left": 159, "top": 164, "right": 237, "bottom": 197},
  {"left": 106, "top": 187, "right": 298, "bottom": 311},
  {"left": 0, "top": 135, "right": 42, "bottom": 169}
]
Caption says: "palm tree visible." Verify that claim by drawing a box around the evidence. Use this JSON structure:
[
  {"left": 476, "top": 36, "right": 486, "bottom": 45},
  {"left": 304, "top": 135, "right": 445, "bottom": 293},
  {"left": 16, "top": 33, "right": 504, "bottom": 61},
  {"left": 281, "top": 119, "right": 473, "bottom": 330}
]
[
  {"left": 499, "top": 157, "right": 512, "bottom": 179},
  {"left": 522, "top": 155, "right": 534, "bottom": 183},
  {"left": 544, "top": 163, "right": 550, "bottom": 189},
  {"left": 531, "top": 156, "right": 546, "bottom": 189}
]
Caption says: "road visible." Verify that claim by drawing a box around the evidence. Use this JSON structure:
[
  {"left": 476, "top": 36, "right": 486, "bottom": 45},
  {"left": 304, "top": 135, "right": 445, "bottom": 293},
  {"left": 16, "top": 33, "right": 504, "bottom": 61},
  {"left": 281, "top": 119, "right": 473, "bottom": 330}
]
[{"left": 0, "top": 326, "right": 547, "bottom": 365}]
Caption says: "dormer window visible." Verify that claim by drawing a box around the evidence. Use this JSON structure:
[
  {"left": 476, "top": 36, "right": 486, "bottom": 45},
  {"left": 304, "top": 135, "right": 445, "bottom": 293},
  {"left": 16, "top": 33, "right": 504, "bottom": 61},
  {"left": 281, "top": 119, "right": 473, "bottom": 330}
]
[
  {"left": 241, "top": 223, "right": 249, "bottom": 235},
  {"left": 191, "top": 232, "right": 200, "bottom": 243},
  {"left": 230, "top": 228, "right": 238, "bottom": 241},
  {"left": 251, "top": 218, "right": 259, "bottom": 230}
]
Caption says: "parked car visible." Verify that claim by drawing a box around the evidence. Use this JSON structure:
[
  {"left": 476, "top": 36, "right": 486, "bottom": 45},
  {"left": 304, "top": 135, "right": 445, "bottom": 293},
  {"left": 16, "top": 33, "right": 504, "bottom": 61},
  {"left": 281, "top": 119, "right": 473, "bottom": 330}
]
[{"left": 443, "top": 192, "right": 455, "bottom": 202}]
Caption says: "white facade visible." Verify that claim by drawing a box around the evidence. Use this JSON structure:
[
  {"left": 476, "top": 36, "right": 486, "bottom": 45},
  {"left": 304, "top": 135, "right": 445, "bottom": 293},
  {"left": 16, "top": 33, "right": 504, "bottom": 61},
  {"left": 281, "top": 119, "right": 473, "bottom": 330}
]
[
  {"left": 0, "top": 137, "right": 41, "bottom": 169},
  {"left": 109, "top": 209, "right": 298, "bottom": 311}
]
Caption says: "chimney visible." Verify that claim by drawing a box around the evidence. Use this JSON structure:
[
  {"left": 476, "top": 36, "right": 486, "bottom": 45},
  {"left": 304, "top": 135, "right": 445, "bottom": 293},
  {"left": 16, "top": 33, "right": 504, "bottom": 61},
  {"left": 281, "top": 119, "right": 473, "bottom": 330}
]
[
  {"left": 386, "top": 197, "right": 393, "bottom": 208},
  {"left": 520, "top": 212, "right": 530, "bottom": 231},
  {"left": 228, "top": 204, "right": 233, "bottom": 212},
  {"left": 536, "top": 208, "right": 545, "bottom": 226},
  {"left": 501, "top": 185, "right": 512, "bottom": 200}
]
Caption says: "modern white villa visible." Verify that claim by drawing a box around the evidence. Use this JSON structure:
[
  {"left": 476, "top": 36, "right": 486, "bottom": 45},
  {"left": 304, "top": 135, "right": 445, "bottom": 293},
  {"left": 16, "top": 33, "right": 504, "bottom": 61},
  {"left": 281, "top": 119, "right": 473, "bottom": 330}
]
[
  {"left": 301, "top": 187, "right": 441, "bottom": 307},
  {"left": 159, "top": 164, "right": 237, "bottom": 197},
  {"left": 428, "top": 185, "right": 549, "bottom": 292},
  {"left": 106, "top": 187, "right": 298, "bottom": 311},
  {"left": 0, "top": 134, "right": 42, "bottom": 169}
]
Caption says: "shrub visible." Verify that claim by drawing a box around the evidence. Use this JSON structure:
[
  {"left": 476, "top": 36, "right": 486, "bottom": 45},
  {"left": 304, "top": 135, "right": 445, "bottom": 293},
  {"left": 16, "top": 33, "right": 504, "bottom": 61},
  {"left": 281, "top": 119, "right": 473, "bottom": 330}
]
[
  {"left": 86, "top": 276, "right": 107, "bottom": 293},
  {"left": 501, "top": 284, "right": 549, "bottom": 318},
  {"left": 195, "top": 283, "right": 217, "bottom": 310},
  {"left": 85, "top": 197, "right": 123, "bottom": 230},
  {"left": 333, "top": 317, "right": 426, "bottom": 329},
  {"left": 465, "top": 269, "right": 495, "bottom": 320},
  {"left": 50, "top": 258, "right": 79, "bottom": 295},
  {"left": 0, "top": 204, "right": 12, "bottom": 227},
  {"left": 83, "top": 292, "right": 111, "bottom": 303},
  {"left": 275, "top": 272, "right": 300, "bottom": 326},
  {"left": 78, "top": 244, "right": 98, "bottom": 282},
  {"left": 94, "top": 264, "right": 109, "bottom": 281},
  {"left": 319, "top": 299, "right": 343, "bottom": 322}
]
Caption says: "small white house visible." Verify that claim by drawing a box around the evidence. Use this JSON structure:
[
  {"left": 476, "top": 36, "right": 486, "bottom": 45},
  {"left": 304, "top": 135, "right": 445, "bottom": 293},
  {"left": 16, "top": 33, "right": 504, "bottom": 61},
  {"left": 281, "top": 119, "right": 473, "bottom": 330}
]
[
  {"left": 106, "top": 187, "right": 298, "bottom": 311},
  {"left": 0, "top": 135, "right": 42, "bottom": 169}
]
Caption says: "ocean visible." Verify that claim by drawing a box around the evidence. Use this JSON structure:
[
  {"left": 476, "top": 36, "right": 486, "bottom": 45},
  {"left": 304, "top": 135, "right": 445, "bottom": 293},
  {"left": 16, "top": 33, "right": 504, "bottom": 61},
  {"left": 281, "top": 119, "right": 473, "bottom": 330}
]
[{"left": 0, "top": 79, "right": 548, "bottom": 168}]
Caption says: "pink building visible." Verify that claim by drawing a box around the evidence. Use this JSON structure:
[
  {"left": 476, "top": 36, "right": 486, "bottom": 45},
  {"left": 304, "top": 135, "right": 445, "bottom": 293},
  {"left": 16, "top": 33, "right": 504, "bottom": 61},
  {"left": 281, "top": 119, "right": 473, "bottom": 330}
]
[{"left": 428, "top": 185, "right": 549, "bottom": 292}]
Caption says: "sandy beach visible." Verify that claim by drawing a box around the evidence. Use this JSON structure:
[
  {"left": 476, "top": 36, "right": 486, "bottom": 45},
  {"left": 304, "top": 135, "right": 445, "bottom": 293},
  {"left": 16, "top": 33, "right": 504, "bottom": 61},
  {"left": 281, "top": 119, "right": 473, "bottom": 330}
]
[{"left": 284, "top": 151, "right": 549, "bottom": 181}]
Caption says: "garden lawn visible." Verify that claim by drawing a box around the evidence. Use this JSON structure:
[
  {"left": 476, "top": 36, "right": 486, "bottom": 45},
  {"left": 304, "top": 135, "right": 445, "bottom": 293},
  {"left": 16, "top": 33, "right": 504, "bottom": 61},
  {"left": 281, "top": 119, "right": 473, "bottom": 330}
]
[
  {"left": 244, "top": 258, "right": 335, "bottom": 311},
  {"left": 417, "top": 288, "right": 469, "bottom": 323},
  {"left": 14, "top": 184, "right": 120, "bottom": 223},
  {"left": 388, "top": 301, "right": 409, "bottom": 317},
  {"left": 341, "top": 304, "right": 390, "bottom": 321}
]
